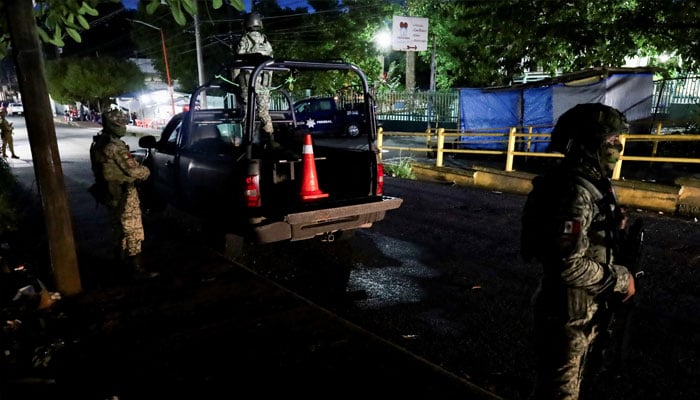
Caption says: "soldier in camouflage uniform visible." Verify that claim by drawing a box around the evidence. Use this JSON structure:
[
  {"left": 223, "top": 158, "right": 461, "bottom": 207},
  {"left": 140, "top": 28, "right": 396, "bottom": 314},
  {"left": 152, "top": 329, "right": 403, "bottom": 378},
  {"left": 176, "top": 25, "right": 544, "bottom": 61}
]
[
  {"left": 521, "top": 103, "right": 636, "bottom": 399},
  {"left": 235, "top": 12, "right": 275, "bottom": 143},
  {"left": 91, "top": 108, "right": 152, "bottom": 276},
  {"left": 0, "top": 109, "right": 19, "bottom": 159}
]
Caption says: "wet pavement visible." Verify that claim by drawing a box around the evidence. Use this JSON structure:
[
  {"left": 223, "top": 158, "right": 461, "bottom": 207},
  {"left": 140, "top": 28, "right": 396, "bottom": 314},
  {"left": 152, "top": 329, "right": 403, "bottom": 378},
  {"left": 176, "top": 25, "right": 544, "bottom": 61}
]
[{"left": 2, "top": 120, "right": 503, "bottom": 398}]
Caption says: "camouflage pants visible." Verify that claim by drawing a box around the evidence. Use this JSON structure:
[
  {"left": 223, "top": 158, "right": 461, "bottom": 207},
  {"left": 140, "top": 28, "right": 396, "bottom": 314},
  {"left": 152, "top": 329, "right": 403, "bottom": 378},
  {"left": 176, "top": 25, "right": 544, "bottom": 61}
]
[
  {"left": 111, "top": 184, "right": 144, "bottom": 258},
  {"left": 532, "top": 286, "right": 600, "bottom": 400},
  {"left": 2, "top": 133, "right": 15, "bottom": 156},
  {"left": 239, "top": 72, "right": 273, "bottom": 134}
]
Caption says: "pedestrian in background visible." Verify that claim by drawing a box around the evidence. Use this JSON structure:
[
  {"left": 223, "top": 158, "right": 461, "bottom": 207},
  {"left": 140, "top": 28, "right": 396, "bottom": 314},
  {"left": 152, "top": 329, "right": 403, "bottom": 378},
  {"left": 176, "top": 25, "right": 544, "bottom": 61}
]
[
  {"left": 520, "top": 103, "right": 636, "bottom": 399},
  {"left": 90, "top": 108, "right": 154, "bottom": 279},
  {"left": 234, "top": 11, "right": 276, "bottom": 146},
  {"left": 0, "top": 108, "right": 19, "bottom": 159}
]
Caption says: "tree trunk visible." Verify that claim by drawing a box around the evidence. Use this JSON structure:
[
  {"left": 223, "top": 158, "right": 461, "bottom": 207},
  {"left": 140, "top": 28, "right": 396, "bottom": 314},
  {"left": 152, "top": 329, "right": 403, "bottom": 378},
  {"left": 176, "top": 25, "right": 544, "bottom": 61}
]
[{"left": 5, "top": 0, "right": 82, "bottom": 295}]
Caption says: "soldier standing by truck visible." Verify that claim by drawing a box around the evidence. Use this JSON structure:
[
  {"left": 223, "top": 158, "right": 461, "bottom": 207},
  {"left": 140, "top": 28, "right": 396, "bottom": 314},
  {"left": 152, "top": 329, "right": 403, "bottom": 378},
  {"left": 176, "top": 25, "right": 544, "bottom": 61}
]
[
  {"left": 90, "top": 108, "right": 154, "bottom": 279},
  {"left": 234, "top": 12, "right": 276, "bottom": 146}
]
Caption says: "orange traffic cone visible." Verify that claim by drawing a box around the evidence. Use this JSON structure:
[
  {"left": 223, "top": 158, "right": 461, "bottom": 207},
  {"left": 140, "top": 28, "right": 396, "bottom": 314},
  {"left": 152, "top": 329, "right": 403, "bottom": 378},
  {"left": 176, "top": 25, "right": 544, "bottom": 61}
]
[{"left": 300, "top": 134, "right": 329, "bottom": 201}]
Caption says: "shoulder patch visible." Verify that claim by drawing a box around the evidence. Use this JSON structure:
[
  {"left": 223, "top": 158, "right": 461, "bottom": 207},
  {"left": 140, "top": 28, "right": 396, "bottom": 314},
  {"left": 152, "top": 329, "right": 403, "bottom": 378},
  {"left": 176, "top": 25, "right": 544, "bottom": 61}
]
[{"left": 563, "top": 220, "right": 581, "bottom": 234}]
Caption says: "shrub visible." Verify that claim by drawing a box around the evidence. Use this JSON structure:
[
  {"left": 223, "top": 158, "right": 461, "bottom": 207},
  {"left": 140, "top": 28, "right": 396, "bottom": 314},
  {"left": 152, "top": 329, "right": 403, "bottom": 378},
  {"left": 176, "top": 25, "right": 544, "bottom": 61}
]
[{"left": 383, "top": 156, "right": 416, "bottom": 180}]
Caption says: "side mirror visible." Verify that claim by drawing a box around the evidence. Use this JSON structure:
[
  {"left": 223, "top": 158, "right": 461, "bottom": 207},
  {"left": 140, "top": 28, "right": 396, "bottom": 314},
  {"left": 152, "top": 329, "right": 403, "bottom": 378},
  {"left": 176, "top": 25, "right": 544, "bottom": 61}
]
[{"left": 138, "top": 135, "right": 157, "bottom": 149}]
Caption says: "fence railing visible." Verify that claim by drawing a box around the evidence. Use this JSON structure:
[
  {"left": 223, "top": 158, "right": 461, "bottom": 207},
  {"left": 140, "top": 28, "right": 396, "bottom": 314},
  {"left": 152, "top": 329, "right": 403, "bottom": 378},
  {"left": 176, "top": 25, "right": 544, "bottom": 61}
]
[
  {"left": 377, "top": 126, "right": 700, "bottom": 181},
  {"left": 373, "top": 91, "right": 460, "bottom": 125}
]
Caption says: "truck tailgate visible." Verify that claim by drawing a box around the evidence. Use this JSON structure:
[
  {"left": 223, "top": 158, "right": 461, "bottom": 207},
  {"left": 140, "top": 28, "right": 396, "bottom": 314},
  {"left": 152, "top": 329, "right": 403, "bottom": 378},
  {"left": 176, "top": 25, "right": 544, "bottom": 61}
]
[{"left": 252, "top": 196, "right": 403, "bottom": 243}]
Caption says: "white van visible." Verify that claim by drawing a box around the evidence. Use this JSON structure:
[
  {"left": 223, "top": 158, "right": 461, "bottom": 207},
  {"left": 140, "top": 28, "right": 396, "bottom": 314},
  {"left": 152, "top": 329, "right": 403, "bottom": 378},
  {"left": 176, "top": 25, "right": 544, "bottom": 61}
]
[{"left": 8, "top": 103, "right": 24, "bottom": 116}]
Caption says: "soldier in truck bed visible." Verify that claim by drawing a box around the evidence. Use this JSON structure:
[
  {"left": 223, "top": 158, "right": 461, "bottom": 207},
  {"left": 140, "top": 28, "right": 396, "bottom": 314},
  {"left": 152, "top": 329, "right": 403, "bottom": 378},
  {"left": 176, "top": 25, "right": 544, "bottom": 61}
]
[{"left": 234, "top": 12, "right": 275, "bottom": 146}]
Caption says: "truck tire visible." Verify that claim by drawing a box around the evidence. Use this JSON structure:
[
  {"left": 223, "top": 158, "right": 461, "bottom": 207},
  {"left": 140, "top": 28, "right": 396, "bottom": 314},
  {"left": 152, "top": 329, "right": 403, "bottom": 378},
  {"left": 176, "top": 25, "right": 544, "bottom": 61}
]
[{"left": 345, "top": 123, "right": 361, "bottom": 138}]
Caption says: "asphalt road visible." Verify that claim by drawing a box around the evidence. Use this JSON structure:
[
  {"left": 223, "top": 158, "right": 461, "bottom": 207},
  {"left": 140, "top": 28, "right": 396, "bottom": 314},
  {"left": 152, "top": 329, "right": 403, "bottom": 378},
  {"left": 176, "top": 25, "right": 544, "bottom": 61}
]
[
  {"left": 3, "top": 117, "right": 699, "bottom": 399},
  {"left": 4, "top": 117, "right": 503, "bottom": 398}
]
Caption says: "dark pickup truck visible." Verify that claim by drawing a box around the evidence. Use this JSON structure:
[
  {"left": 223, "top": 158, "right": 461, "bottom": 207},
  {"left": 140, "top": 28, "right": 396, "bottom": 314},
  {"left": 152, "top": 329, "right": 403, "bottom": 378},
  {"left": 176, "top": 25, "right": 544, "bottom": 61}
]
[
  {"left": 292, "top": 96, "right": 366, "bottom": 137},
  {"left": 136, "top": 58, "right": 402, "bottom": 262}
]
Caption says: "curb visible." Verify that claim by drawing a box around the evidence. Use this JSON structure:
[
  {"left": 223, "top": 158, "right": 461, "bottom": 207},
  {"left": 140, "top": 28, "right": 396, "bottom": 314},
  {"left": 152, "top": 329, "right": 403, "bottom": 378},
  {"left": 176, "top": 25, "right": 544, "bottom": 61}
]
[{"left": 412, "top": 163, "right": 699, "bottom": 218}]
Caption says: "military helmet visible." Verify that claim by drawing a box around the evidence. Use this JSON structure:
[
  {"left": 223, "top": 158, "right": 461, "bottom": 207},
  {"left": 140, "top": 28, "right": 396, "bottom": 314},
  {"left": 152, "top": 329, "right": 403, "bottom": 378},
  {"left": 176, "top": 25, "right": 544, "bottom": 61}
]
[
  {"left": 243, "top": 12, "right": 263, "bottom": 31},
  {"left": 549, "top": 103, "right": 627, "bottom": 153},
  {"left": 101, "top": 108, "right": 129, "bottom": 136}
]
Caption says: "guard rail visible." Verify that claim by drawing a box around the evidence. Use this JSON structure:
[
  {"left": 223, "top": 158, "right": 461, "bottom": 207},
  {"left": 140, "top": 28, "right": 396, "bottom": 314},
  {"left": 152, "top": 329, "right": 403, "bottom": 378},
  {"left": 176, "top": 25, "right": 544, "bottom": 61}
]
[{"left": 377, "top": 126, "right": 700, "bottom": 181}]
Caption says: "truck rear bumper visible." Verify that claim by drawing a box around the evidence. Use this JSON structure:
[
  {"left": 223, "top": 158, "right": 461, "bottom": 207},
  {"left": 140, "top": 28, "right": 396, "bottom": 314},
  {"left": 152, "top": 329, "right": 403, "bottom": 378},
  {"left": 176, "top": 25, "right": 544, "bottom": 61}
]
[{"left": 251, "top": 196, "right": 403, "bottom": 243}]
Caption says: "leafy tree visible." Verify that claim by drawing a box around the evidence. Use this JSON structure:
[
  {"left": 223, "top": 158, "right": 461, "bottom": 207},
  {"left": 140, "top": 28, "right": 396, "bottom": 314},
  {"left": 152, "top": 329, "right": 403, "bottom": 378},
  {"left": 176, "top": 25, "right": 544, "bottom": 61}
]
[
  {"left": 46, "top": 56, "right": 145, "bottom": 110},
  {"left": 405, "top": 0, "right": 700, "bottom": 88},
  {"left": 0, "top": 0, "right": 246, "bottom": 296}
]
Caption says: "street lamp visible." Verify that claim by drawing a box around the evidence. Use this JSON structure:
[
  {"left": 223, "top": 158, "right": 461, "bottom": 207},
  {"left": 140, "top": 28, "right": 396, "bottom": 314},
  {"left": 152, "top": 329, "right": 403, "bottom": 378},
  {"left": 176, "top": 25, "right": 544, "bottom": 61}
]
[
  {"left": 130, "top": 19, "right": 175, "bottom": 116},
  {"left": 374, "top": 29, "right": 392, "bottom": 77}
]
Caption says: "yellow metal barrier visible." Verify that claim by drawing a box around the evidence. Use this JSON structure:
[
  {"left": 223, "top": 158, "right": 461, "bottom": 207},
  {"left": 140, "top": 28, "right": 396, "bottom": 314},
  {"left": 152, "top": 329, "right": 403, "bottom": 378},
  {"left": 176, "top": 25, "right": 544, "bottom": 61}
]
[{"left": 377, "top": 125, "right": 700, "bottom": 181}]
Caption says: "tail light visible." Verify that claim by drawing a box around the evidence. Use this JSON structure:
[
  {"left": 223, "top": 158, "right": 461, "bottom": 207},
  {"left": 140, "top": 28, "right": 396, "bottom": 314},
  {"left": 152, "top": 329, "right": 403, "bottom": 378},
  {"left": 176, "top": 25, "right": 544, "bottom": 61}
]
[
  {"left": 376, "top": 163, "right": 384, "bottom": 196},
  {"left": 245, "top": 174, "right": 261, "bottom": 207}
]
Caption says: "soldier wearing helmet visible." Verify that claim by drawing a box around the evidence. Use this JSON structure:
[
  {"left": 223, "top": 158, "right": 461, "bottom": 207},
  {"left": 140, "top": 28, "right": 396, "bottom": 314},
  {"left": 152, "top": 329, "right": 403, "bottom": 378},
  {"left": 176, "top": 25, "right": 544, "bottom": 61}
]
[
  {"left": 90, "top": 108, "right": 154, "bottom": 278},
  {"left": 0, "top": 108, "right": 19, "bottom": 159},
  {"left": 521, "top": 103, "right": 636, "bottom": 399},
  {"left": 234, "top": 12, "right": 276, "bottom": 146}
]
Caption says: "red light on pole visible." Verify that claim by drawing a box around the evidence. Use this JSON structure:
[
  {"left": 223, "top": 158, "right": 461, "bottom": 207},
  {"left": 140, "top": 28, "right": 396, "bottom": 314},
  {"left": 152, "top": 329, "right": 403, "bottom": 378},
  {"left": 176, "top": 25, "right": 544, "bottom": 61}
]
[
  {"left": 159, "top": 28, "right": 175, "bottom": 116},
  {"left": 131, "top": 19, "right": 176, "bottom": 116}
]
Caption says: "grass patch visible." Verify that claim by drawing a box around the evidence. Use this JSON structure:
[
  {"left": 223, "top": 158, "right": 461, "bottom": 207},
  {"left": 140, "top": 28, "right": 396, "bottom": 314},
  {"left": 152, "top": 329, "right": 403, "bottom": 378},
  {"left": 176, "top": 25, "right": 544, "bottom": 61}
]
[{"left": 383, "top": 156, "right": 416, "bottom": 180}]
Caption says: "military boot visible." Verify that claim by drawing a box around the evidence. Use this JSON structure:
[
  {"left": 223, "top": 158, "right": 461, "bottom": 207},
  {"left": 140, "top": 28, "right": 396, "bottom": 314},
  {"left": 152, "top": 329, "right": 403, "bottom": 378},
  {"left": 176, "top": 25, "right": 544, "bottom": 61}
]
[{"left": 128, "top": 253, "right": 159, "bottom": 280}]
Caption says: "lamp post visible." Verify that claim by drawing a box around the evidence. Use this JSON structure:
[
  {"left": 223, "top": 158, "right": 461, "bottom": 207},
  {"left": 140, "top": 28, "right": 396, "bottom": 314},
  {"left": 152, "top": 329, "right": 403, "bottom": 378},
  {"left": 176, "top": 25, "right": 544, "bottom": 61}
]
[
  {"left": 374, "top": 29, "right": 392, "bottom": 78},
  {"left": 131, "top": 19, "right": 175, "bottom": 116}
]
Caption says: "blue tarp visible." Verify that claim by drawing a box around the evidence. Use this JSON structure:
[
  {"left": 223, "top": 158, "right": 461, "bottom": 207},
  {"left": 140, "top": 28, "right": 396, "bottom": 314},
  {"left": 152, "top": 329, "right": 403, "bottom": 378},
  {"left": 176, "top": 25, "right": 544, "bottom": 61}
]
[{"left": 458, "top": 70, "right": 653, "bottom": 152}]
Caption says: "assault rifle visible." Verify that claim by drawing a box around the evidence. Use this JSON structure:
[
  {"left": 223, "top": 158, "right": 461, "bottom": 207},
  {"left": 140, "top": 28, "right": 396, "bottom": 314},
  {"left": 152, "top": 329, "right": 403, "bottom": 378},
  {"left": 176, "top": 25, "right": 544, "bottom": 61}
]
[{"left": 589, "top": 218, "right": 645, "bottom": 377}]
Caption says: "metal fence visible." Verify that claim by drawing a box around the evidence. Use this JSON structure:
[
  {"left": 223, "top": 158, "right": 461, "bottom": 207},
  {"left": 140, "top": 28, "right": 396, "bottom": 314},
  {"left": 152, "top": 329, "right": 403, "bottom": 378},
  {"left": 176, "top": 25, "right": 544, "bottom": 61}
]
[
  {"left": 372, "top": 91, "right": 460, "bottom": 126},
  {"left": 653, "top": 76, "right": 700, "bottom": 120},
  {"left": 369, "top": 75, "right": 700, "bottom": 130}
]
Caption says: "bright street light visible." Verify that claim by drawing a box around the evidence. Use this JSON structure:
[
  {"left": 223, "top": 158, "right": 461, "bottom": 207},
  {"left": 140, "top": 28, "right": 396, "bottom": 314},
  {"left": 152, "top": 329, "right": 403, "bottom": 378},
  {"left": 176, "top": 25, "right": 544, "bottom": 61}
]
[
  {"left": 375, "top": 30, "right": 392, "bottom": 51},
  {"left": 130, "top": 19, "right": 175, "bottom": 116},
  {"left": 374, "top": 29, "right": 392, "bottom": 76}
]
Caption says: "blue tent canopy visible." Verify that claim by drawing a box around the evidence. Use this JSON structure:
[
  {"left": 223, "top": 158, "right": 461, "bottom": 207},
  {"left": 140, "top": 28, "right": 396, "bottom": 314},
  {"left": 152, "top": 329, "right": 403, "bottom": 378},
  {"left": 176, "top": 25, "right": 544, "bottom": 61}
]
[{"left": 458, "top": 67, "right": 654, "bottom": 152}]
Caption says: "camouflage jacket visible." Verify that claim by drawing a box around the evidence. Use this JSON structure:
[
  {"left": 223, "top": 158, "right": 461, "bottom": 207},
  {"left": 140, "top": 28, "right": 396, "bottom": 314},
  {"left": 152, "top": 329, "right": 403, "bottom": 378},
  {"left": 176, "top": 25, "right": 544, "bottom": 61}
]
[
  {"left": 522, "top": 168, "right": 633, "bottom": 298},
  {"left": 93, "top": 134, "right": 150, "bottom": 184},
  {"left": 236, "top": 31, "right": 273, "bottom": 57}
]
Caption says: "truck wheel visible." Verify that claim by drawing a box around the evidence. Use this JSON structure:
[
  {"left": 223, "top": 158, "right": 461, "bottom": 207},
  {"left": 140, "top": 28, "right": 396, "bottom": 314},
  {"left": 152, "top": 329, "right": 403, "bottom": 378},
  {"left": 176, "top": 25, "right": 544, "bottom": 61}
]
[{"left": 345, "top": 123, "right": 361, "bottom": 138}]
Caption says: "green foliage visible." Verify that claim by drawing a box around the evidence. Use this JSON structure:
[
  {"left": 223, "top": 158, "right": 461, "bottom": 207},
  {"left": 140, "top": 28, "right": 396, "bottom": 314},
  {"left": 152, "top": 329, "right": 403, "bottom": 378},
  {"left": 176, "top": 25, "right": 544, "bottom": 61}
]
[
  {"left": 407, "top": 0, "right": 700, "bottom": 88},
  {"left": 0, "top": 0, "right": 245, "bottom": 58},
  {"left": 4, "top": 0, "right": 696, "bottom": 96},
  {"left": 383, "top": 156, "right": 416, "bottom": 180},
  {"left": 46, "top": 56, "right": 145, "bottom": 109},
  {"left": 33, "top": 0, "right": 103, "bottom": 47},
  {"left": 145, "top": 0, "right": 244, "bottom": 26},
  {"left": 372, "top": 61, "right": 402, "bottom": 94}
]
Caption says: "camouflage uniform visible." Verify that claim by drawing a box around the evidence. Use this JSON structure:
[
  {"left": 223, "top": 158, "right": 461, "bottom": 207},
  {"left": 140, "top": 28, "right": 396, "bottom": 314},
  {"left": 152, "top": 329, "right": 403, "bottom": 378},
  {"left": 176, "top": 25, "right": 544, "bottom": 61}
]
[
  {"left": 521, "top": 103, "right": 635, "bottom": 399},
  {"left": 235, "top": 12, "right": 274, "bottom": 136},
  {"left": 92, "top": 109, "right": 150, "bottom": 268},
  {"left": 0, "top": 109, "right": 18, "bottom": 159}
]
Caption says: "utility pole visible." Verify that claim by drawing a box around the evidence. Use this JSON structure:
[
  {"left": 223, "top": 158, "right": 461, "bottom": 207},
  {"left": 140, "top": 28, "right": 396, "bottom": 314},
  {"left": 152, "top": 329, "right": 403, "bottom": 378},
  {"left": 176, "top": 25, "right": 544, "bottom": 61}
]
[
  {"left": 406, "top": 51, "right": 415, "bottom": 92},
  {"left": 194, "top": 5, "right": 207, "bottom": 108},
  {"left": 194, "top": 13, "right": 206, "bottom": 87}
]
